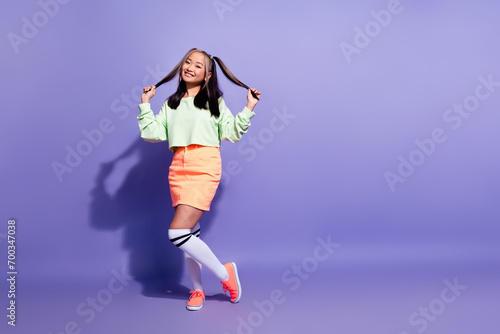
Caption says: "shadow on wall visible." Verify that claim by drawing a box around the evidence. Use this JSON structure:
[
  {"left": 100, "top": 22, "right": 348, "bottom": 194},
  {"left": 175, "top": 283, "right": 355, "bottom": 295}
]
[{"left": 88, "top": 137, "right": 224, "bottom": 300}]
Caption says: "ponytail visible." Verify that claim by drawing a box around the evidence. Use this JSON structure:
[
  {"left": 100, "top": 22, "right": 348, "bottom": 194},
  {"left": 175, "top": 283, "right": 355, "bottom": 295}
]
[
  {"left": 153, "top": 47, "right": 197, "bottom": 89},
  {"left": 213, "top": 56, "right": 259, "bottom": 100}
]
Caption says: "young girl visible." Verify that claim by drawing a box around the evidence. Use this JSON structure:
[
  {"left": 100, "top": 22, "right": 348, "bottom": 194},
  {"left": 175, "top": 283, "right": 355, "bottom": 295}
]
[{"left": 137, "top": 48, "right": 260, "bottom": 311}]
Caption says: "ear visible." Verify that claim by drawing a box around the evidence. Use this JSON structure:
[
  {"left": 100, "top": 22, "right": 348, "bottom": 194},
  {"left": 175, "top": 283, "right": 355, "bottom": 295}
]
[{"left": 206, "top": 71, "right": 212, "bottom": 81}]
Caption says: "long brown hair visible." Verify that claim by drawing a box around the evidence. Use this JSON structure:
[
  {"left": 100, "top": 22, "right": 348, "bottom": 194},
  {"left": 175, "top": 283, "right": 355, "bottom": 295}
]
[{"left": 154, "top": 48, "right": 258, "bottom": 117}]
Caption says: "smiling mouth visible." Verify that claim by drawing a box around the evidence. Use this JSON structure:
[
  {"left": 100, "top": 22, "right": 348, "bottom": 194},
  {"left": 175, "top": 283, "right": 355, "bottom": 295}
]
[{"left": 185, "top": 71, "right": 194, "bottom": 77}]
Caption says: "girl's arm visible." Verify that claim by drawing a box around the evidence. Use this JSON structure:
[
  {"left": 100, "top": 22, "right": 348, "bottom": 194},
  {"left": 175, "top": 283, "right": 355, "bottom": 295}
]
[
  {"left": 137, "top": 101, "right": 168, "bottom": 143},
  {"left": 218, "top": 98, "right": 255, "bottom": 143}
]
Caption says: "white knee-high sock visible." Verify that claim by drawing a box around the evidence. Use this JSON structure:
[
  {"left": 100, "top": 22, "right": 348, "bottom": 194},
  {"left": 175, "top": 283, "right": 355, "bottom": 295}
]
[
  {"left": 169, "top": 228, "right": 229, "bottom": 282},
  {"left": 185, "top": 223, "right": 203, "bottom": 291}
]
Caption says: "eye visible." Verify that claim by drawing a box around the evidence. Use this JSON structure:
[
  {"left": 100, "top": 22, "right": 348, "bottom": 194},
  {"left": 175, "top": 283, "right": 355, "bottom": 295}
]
[{"left": 196, "top": 65, "right": 202, "bottom": 69}]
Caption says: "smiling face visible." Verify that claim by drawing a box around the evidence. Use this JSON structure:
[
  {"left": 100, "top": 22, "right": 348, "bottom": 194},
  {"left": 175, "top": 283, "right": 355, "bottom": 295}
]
[{"left": 181, "top": 51, "right": 211, "bottom": 86}]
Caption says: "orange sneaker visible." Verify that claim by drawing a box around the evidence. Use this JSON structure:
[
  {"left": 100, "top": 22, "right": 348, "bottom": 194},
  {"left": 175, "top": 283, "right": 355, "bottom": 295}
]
[
  {"left": 221, "top": 262, "right": 241, "bottom": 303},
  {"left": 186, "top": 290, "right": 205, "bottom": 311}
]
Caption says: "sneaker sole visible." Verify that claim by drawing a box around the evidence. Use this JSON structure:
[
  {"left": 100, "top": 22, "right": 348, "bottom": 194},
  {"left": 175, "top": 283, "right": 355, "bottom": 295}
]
[
  {"left": 186, "top": 304, "right": 203, "bottom": 311},
  {"left": 230, "top": 262, "right": 242, "bottom": 303}
]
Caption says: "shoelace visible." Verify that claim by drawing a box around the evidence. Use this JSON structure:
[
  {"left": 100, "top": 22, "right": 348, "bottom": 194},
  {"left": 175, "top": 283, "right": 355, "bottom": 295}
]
[
  {"left": 222, "top": 282, "right": 229, "bottom": 295},
  {"left": 189, "top": 290, "right": 204, "bottom": 301}
]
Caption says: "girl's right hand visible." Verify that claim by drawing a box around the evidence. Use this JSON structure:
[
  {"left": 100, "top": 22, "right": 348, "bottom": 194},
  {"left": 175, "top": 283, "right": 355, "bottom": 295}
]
[{"left": 141, "top": 85, "right": 156, "bottom": 103}]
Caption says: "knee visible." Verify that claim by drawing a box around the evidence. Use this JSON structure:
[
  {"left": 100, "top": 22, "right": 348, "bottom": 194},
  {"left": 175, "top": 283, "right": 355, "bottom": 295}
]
[
  {"left": 191, "top": 222, "right": 201, "bottom": 237},
  {"left": 168, "top": 228, "right": 192, "bottom": 247}
]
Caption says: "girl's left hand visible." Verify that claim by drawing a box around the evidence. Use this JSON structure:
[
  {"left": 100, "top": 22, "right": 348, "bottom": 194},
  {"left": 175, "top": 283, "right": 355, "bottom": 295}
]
[{"left": 246, "top": 88, "right": 261, "bottom": 111}]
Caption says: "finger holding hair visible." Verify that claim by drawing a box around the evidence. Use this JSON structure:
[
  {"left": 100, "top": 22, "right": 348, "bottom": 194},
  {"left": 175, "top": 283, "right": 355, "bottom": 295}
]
[{"left": 248, "top": 88, "right": 261, "bottom": 102}]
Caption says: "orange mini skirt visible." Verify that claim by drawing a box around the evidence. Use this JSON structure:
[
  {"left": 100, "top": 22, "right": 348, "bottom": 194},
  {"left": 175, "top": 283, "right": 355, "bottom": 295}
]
[{"left": 168, "top": 144, "right": 222, "bottom": 211}]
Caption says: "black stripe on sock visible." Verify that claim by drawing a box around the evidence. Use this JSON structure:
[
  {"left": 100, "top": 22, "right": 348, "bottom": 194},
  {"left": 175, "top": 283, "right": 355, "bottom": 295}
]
[
  {"left": 175, "top": 234, "right": 192, "bottom": 247},
  {"left": 193, "top": 228, "right": 200, "bottom": 237},
  {"left": 170, "top": 233, "right": 192, "bottom": 243}
]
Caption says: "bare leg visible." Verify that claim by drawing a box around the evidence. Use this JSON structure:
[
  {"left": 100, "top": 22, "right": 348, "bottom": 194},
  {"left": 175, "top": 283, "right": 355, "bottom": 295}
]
[{"left": 170, "top": 204, "right": 204, "bottom": 230}]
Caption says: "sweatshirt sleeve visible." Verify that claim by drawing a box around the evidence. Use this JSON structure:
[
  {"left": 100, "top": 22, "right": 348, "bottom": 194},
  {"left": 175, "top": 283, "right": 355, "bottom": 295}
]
[
  {"left": 218, "top": 98, "right": 255, "bottom": 143},
  {"left": 137, "top": 102, "right": 168, "bottom": 143}
]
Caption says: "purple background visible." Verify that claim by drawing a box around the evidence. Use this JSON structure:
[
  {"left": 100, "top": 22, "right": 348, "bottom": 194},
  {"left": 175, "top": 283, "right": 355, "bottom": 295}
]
[{"left": 1, "top": 0, "right": 499, "bottom": 333}]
